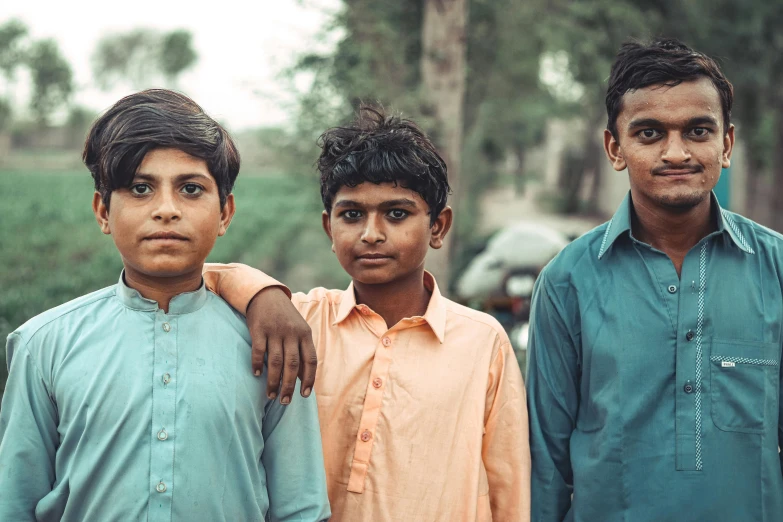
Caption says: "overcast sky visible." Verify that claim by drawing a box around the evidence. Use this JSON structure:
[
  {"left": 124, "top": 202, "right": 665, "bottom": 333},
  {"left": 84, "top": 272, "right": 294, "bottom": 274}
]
[{"left": 0, "top": 0, "right": 341, "bottom": 130}]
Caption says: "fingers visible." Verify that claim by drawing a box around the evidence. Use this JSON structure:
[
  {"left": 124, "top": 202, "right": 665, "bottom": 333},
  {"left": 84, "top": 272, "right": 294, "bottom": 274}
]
[
  {"left": 251, "top": 335, "right": 267, "bottom": 378},
  {"left": 266, "top": 337, "right": 284, "bottom": 400},
  {"left": 298, "top": 334, "right": 318, "bottom": 397},
  {"left": 278, "top": 336, "right": 300, "bottom": 405}
]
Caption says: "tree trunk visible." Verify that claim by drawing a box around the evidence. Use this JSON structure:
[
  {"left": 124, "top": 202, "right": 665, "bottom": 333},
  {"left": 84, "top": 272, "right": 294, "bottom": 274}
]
[
  {"left": 420, "top": 0, "right": 467, "bottom": 291},
  {"left": 514, "top": 145, "right": 526, "bottom": 195}
]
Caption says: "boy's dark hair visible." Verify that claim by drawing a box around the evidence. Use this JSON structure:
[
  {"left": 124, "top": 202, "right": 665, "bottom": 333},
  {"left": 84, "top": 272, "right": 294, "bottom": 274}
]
[
  {"left": 606, "top": 37, "right": 733, "bottom": 139},
  {"left": 318, "top": 105, "right": 450, "bottom": 225},
  {"left": 83, "top": 89, "right": 240, "bottom": 208}
]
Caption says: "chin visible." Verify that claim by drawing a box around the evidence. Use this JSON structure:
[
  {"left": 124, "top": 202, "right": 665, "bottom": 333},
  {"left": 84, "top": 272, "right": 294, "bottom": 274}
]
[
  {"left": 346, "top": 267, "right": 399, "bottom": 286},
  {"left": 651, "top": 189, "right": 710, "bottom": 210},
  {"left": 129, "top": 258, "right": 201, "bottom": 279}
]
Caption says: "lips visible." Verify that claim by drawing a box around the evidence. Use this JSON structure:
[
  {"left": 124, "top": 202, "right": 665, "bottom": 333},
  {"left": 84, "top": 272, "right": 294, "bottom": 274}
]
[
  {"left": 358, "top": 253, "right": 392, "bottom": 259},
  {"left": 144, "top": 231, "right": 189, "bottom": 241},
  {"left": 653, "top": 168, "right": 702, "bottom": 177}
]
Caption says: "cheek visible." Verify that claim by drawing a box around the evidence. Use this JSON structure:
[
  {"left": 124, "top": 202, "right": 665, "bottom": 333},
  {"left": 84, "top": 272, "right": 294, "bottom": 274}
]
[{"left": 330, "top": 229, "right": 355, "bottom": 257}]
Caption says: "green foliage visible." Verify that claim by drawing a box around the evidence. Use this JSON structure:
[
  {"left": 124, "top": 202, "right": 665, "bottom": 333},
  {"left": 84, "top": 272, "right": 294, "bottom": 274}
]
[
  {"left": 92, "top": 28, "right": 160, "bottom": 90},
  {"left": 159, "top": 30, "right": 197, "bottom": 84},
  {"left": 92, "top": 28, "right": 197, "bottom": 90},
  {"left": 25, "top": 39, "right": 73, "bottom": 125},
  {"left": 0, "top": 168, "right": 349, "bottom": 396},
  {"left": 0, "top": 19, "right": 28, "bottom": 82}
]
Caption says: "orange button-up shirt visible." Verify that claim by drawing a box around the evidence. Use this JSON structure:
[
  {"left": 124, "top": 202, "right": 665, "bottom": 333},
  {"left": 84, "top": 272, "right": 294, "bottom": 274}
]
[{"left": 203, "top": 264, "right": 531, "bottom": 522}]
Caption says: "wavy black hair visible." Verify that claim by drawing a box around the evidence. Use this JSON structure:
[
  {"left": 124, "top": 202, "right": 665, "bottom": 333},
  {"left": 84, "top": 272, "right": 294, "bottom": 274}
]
[
  {"left": 83, "top": 89, "right": 240, "bottom": 208},
  {"left": 606, "top": 37, "right": 733, "bottom": 139},
  {"left": 318, "top": 105, "right": 451, "bottom": 225}
]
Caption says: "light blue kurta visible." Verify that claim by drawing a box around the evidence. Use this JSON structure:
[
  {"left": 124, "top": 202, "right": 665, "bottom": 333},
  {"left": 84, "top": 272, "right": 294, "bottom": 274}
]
[
  {"left": 0, "top": 274, "right": 330, "bottom": 522},
  {"left": 528, "top": 193, "right": 783, "bottom": 522}
]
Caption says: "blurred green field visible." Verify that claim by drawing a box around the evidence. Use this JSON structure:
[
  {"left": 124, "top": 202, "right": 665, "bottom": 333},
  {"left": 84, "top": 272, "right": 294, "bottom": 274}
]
[{"left": 0, "top": 168, "right": 350, "bottom": 394}]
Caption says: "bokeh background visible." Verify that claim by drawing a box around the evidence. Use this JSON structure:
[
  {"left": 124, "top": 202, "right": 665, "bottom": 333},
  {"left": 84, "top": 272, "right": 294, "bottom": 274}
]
[{"left": 2, "top": 0, "right": 782, "bottom": 396}]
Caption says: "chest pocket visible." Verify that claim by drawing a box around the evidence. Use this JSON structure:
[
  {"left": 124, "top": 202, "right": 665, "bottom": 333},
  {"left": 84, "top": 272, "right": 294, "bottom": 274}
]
[{"left": 710, "top": 339, "right": 780, "bottom": 434}]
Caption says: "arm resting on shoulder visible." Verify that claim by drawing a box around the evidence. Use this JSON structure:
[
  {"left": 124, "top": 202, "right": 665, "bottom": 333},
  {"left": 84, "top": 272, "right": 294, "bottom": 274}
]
[{"left": 202, "top": 262, "right": 317, "bottom": 403}]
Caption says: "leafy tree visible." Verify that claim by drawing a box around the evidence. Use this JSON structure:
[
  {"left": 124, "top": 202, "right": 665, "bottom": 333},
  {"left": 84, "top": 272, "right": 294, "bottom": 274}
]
[
  {"left": 92, "top": 28, "right": 197, "bottom": 90},
  {"left": 92, "top": 29, "right": 161, "bottom": 90},
  {"left": 26, "top": 39, "right": 73, "bottom": 125},
  {"left": 0, "top": 19, "right": 28, "bottom": 85},
  {"left": 160, "top": 30, "right": 197, "bottom": 86}
]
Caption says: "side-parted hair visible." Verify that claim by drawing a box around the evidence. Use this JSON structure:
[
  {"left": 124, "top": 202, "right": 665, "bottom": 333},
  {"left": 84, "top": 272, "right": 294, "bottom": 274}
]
[
  {"left": 318, "top": 105, "right": 451, "bottom": 225},
  {"left": 83, "top": 89, "right": 240, "bottom": 208},
  {"left": 606, "top": 37, "right": 733, "bottom": 139}
]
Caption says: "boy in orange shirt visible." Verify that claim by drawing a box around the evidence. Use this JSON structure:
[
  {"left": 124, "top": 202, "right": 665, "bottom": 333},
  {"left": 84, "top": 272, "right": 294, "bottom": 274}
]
[{"left": 204, "top": 107, "right": 530, "bottom": 521}]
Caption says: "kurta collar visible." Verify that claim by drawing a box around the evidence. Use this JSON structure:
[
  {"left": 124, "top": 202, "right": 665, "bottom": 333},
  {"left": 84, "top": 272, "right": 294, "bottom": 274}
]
[
  {"left": 597, "top": 191, "right": 754, "bottom": 260},
  {"left": 333, "top": 271, "right": 447, "bottom": 343},
  {"left": 116, "top": 270, "right": 208, "bottom": 314}
]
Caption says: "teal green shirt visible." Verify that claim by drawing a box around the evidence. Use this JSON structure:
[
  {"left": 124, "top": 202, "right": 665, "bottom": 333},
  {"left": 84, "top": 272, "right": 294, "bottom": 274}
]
[
  {"left": 527, "top": 193, "right": 783, "bottom": 522},
  {"left": 0, "top": 274, "right": 330, "bottom": 522}
]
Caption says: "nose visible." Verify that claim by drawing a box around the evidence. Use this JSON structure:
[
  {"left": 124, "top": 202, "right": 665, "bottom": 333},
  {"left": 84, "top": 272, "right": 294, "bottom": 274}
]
[
  {"left": 361, "top": 214, "right": 385, "bottom": 244},
  {"left": 152, "top": 188, "right": 182, "bottom": 222},
  {"left": 661, "top": 134, "right": 692, "bottom": 164}
]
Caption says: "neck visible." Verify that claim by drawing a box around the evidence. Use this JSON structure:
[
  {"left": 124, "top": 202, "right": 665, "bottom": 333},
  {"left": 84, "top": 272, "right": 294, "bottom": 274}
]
[
  {"left": 353, "top": 267, "right": 431, "bottom": 329},
  {"left": 631, "top": 193, "right": 716, "bottom": 256},
  {"left": 123, "top": 265, "right": 203, "bottom": 313}
]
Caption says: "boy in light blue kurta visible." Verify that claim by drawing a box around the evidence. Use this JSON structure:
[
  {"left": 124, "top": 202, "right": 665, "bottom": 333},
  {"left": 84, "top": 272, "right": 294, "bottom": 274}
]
[{"left": 0, "top": 89, "right": 330, "bottom": 522}]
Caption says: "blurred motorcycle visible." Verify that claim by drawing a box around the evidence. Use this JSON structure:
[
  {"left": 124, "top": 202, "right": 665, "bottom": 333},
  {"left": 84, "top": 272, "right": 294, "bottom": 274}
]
[{"left": 453, "top": 222, "right": 570, "bottom": 372}]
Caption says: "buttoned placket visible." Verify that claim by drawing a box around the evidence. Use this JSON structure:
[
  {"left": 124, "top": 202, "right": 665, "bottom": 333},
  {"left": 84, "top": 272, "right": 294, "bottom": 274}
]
[
  {"left": 345, "top": 307, "right": 404, "bottom": 494},
  {"left": 148, "top": 310, "right": 178, "bottom": 521},
  {"left": 635, "top": 237, "right": 711, "bottom": 472}
]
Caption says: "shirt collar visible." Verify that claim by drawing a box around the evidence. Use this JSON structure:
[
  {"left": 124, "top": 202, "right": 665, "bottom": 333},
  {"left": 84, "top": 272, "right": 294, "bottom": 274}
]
[
  {"left": 333, "top": 271, "right": 447, "bottom": 343},
  {"left": 597, "top": 191, "right": 755, "bottom": 260},
  {"left": 115, "top": 270, "right": 208, "bottom": 314}
]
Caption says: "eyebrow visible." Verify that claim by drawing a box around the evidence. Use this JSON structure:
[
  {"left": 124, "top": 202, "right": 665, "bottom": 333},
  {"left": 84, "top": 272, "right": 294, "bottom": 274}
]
[
  {"left": 333, "top": 198, "right": 419, "bottom": 209},
  {"left": 133, "top": 172, "right": 214, "bottom": 183},
  {"left": 627, "top": 116, "right": 720, "bottom": 130}
]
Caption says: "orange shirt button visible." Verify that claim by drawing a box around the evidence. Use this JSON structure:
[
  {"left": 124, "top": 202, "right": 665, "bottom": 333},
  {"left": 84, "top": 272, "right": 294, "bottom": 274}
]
[
  {"left": 382, "top": 337, "right": 392, "bottom": 347},
  {"left": 372, "top": 377, "right": 383, "bottom": 388},
  {"left": 360, "top": 430, "right": 372, "bottom": 442}
]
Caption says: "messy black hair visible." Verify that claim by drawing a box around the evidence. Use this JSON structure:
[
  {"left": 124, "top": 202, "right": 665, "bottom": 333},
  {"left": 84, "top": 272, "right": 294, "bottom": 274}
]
[
  {"left": 606, "top": 37, "right": 733, "bottom": 139},
  {"left": 318, "top": 105, "right": 451, "bottom": 225},
  {"left": 83, "top": 89, "right": 240, "bottom": 208}
]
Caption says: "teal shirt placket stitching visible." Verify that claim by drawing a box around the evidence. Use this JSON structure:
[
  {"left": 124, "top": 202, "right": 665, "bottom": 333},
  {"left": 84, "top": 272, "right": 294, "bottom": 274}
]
[{"left": 694, "top": 241, "right": 707, "bottom": 471}]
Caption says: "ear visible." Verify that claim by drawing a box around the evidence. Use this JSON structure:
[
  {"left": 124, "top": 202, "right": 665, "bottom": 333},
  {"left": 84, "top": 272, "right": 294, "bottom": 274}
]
[
  {"left": 92, "top": 192, "right": 111, "bottom": 235},
  {"left": 322, "top": 210, "right": 335, "bottom": 252},
  {"left": 603, "top": 129, "right": 627, "bottom": 171},
  {"left": 721, "top": 124, "right": 735, "bottom": 169},
  {"left": 429, "top": 206, "right": 453, "bottom": 249},
  {"left": 217, "top": 194, "right": 236, "bottom": 236}
]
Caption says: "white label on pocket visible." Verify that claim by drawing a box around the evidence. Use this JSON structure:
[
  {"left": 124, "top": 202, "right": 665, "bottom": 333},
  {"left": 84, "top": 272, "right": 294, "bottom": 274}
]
[{"left": 721, "top": 361, "right": 736, "bottom": 368}]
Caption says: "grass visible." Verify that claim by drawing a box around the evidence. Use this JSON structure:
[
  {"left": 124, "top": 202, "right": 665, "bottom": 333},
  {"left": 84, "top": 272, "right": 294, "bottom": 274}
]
[{"left": 0, "top": 168, "right": 350, "bottom": 394}]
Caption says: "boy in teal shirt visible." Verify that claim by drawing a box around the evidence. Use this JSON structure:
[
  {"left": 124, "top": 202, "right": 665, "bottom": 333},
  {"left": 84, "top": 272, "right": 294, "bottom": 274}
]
[{"left": 0, "top": 89, "right": 330, "bottom": 521}]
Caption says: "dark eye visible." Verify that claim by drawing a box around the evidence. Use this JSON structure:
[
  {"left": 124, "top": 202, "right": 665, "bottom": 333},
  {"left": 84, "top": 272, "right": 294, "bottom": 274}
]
[
  {"left": 182, "top": 183, "right": 203, "bottom": 195},
  {"left": 130, "top": 183, "right": 151, "bottom": 195},
  {"left": 690, "top": 127, "right": 710, "bottom": 138},
  {"left": 342, "top": 210, "right": 362, "bottom": 220},
  {"left": 388, "top": 209, "right": 409, "bottom": 220},
  {"left": 638, "top": 129, "right": 661, "bottom": 139}
]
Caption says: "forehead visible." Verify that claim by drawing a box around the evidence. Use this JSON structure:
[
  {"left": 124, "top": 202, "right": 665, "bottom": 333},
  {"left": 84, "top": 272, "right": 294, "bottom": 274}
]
[
  {"left": 617, "top": 77, "right": 723, "bottom": 128},
  {"left": 137, "top": 148, "right": 211, "bottom": 177},
  {"left": 333, "top": 182, "right": 427, "bottom": 206}
]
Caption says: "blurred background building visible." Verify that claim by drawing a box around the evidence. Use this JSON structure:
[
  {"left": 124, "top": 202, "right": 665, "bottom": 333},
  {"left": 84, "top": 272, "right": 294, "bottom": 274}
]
[{"left": 1, "top": 0, "right": 782, "bottom": 394}]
